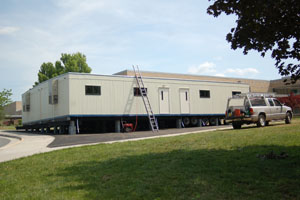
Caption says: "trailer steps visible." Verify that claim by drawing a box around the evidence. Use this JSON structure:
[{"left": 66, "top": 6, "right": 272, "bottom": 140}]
[{"left": 133, "top": 65, "right": 159, "bottom": 132}]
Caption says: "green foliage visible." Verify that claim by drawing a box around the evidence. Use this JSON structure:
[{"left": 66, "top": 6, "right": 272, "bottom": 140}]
[
  {"left": 0, "top": 89, "right": 12, "bottom": 120},
  {"left": 35, "top": 52, "right": 92, "bottom": 85},
  {"left": 207, "top": 0, "right": 300, "bottom": 83},
  {"left": 0, "top": 113, "right": 3, "bottom": 122},
  {"left": 61, "top": 53, "right": 91, "bottom": 73},
  {"left": 1, "top": 120, "right": 300, "bottom": 199},
  {"left": 38, "top": 62, "right": 57, "bottom": 83}
]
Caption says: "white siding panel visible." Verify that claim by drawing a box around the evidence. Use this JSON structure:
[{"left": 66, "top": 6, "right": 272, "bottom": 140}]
[
  {"left": 22, "top": 76, "right": 69, "bottom": 124},
  {"left": 23, "top": 73, "right": 250, "bottom": 124}
]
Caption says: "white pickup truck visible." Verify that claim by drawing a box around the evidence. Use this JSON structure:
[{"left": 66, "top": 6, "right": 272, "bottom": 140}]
[{"left": 225, "top": 93, "right": 293, "bottom": 129}]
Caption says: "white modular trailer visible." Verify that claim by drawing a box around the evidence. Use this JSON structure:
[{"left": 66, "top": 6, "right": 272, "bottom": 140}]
[{"left": 22, "top": 72, "right": 249, "bottom": 133}]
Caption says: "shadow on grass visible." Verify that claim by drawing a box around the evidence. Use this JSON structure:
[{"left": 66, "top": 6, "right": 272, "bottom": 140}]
[
  {"left": 54, "top": 145, "right": 300, "bottom": 200},
  {"left": 231, "top": 123, "right": 285, "bottom": 130}
]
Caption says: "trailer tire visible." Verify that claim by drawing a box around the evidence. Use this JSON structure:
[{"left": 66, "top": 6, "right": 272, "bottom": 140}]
[
  {"left": 183, "top": 117, "right": 190, "bottom": 126},
  {"left": 257, "top": 114, "right": 266, "bottom": 127},
  {"left": 232, "top": 122, "right": 242, "bottom": 129},
  {"left": 209, "top": 118, "right": 217, "bottom": 126},
  {"left": 191, "top": 117, "right": 198, "bottom": 126}
]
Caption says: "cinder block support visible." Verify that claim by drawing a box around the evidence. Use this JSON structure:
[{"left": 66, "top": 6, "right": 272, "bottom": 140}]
[
  {"left": 176, "top": 118, "right": 182, "bottom": 129},
  {"left": 115, "top": 119, "right": 121, "bottom": 133},
  {"left": 54, "top": 126, "right": 58, "bottom": 134},
  {"left": 59, "top": 126, "right": 64, "bottom": 134},
  {"left": 215, "top": 118, "right": 219, "bottom": 126},
  {"left": 100, "top": 121, "right": 106, "bottom": 133},
  {"left": 197, "top": 119, "right": 202, "bottom": 127},
  {"left": 222, "top": 119, "right": 227, "bottom": 125},
  {"left": 69, "top": 121, "right": 76, "bottom": 135},
  {"left": 148, "top": 120, "right": 152, "bottom": 131}
]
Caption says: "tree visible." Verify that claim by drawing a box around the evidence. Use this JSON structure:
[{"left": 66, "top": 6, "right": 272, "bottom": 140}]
[
  {"left": 37, "top": 62, "right": 57, "bottom": 83},
  {"left": 207, "top": 0, "right": 300, "bottom": 83},
  {"left": 0, "top": 89, "right": 12, "bottom": 120},
  {"left": 35, "top": 52, "right": 92, "bottom": 85},
  {"left": 60, "top": 53, "right": 91, "bottom": 73}
]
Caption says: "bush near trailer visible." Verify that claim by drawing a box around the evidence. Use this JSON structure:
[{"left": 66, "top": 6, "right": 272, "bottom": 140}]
[{"left": 277, "top": 93, "right": 300, "bottom": 114}]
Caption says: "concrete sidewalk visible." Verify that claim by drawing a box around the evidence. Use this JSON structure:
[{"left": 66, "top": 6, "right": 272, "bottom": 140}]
[
  {"left": 0, "top": 131, "right": 55, "bottom": 163},
  {"left": 0, "top": 125, "right": 231, "bottom": 163}
]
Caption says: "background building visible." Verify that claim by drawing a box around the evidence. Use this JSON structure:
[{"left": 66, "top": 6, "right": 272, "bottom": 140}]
[
  {"left": 2, "top": 101, "right": 22, "bottom": 125},
  {"left": 115, "top": 70, "right": 299, "bottom": 95}
]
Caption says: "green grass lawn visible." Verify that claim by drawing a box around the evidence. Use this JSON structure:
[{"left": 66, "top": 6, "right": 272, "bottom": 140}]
[
  {"left": 1, "top": 119, "right": 300, "bottom": 200},
  {"left": 0, "top": 125, "right": 16, "bottom": 130}
]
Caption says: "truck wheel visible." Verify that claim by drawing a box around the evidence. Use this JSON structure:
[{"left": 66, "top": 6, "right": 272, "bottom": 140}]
[
  {"left": 232, "top": 122, "right": 242, "bottom": 129},
  {"left": 285, "top": 112, "right": 292, "bottom": 124},
  {"left": 257, "top": 114, "right": 266, "bottom": 127}
]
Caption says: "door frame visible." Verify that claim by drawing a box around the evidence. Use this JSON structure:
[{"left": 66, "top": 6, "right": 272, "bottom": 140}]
[
  {"left": 179, "top": 88, "right": 190, "bottom": 114},
  {"left": 158, "top": 87, "right": 170, "bottom": 114}
]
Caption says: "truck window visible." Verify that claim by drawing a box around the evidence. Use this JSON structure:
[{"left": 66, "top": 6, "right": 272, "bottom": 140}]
[
  {"left": 273, "top": 99, "right": 281, "bottom": 106},
  {"left": 268, "top": 99, "right": 274, "bottom": 106},
  {"left": 244, "top": 99, "right": 250, "bottom": 108},
  {"left": 250, "top": 98, "right": 267, "bottom": 106}
]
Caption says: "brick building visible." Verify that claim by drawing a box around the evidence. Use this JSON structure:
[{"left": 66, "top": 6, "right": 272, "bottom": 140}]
[
  {"left": 115, "top": 70, "right": 299, "bottom": 95},
  {"left": 2, "top": 101, "right": 22, "bottom": 125}
]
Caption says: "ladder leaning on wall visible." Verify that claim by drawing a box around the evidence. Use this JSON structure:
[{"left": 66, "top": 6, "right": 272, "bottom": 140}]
[{"left": 132, "top": 65, "right": 159, "bottom": 132}]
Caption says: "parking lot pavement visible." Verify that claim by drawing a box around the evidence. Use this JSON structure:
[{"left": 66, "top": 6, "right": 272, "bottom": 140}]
[
  {"left": 48, "top": 125, "right": 231, "bottom": 148},
  {"left": 0, "top": 136, "right": 11, "bottom": 148}
]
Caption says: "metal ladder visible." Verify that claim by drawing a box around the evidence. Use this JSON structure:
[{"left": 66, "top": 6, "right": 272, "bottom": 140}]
[{"left": 132, "top": 65, "right": 159, "bottom": 132}]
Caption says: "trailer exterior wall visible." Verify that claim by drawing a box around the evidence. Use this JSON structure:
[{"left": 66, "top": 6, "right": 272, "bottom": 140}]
[
  {"left": 22, "top": 75, "right": 70, "bottom": 124},
  {"left": 22, "top": 73, "right": 249, "bottom": 125},
  {"left": 68, "top": 73, "right": 249, "bottom": 116}
]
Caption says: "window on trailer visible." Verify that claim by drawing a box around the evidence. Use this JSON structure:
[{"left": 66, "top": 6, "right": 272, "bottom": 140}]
[
  {"left": 49, "top": 95, "right": 52, "bottom": 104},
  {"left": 200, "top": 90, "right": 210, "bottom": 98},
  {"left": 232, "top": 91, "right": 241, "bottom": 96},
  {"left": 53, "top": 95, "right": 58, "bottom": 104},
  {"left": 134, "top": 87, "right": 147, "bottom": 96},
  {"left": 85, "top": 86, "right": 101, "bottom": 95}
]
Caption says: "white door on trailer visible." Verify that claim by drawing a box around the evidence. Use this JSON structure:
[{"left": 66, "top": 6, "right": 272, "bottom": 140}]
[
  {"left": 180, "top": 89, "right": 190, "bottom": 114},
  {"left": 159, "top": 88, "right": 170, "bottom": 114}
]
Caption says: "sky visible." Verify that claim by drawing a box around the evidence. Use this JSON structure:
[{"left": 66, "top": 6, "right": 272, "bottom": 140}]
[{"left": 0, "top": 0, "right": 282, "bottom": 101}]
